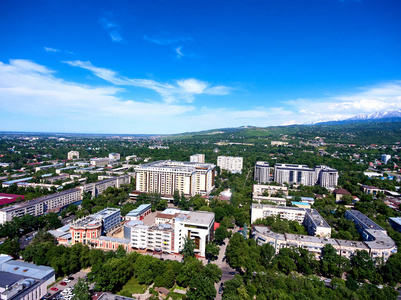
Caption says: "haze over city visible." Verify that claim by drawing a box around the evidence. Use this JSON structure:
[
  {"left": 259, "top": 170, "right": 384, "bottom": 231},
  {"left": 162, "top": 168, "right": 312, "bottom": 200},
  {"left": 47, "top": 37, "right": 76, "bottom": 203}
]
[{"left": 0, "top": 0, "right": 400, "bottom": 134}]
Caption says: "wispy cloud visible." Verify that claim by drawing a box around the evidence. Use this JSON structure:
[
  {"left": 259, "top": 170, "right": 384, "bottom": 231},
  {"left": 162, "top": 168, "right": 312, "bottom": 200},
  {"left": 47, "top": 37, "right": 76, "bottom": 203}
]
[
  {"left": 43, "top": 47, "right": 75, "bottom": 55},
  {"left": 63, "top": 60, "right": 231, "bottom": 103},
  {"left": 175, "top": 46, "right": 184, "bottom": 58},
  {"left": 99, "top": 17, "right": 123, "bottom": 43},
  {"left": 43, "top": 47, "right": 60, "bottom": 53},
  {"left": 143, "top": 35, "right": 192, "bottom": 45}
]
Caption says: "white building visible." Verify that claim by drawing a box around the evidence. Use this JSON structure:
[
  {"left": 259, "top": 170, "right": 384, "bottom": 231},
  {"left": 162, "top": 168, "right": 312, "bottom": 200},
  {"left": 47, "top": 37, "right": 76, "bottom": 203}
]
[
  {"left": 81, "top": 175, "right": 131, "bottom": 198},
  {"left": 128, "top": 208, "right": 215, "bottom": 257},
  {"left": 67, "top": 151, "right": 79, "bottom": 160},
  {"left": 109, "top": 153, "right": 121, "bottom": 161},
  {"left": 381, "top": 154, "right": 391, "bottom": 164},
  {"left": 217, "top": 156, "right": 243, "bottom": 174},
  {"left": 251, "top": 204, "right": 331, "bottom": 238},
  {"left": 0, "top": 189, "right": 81, "bottom": 224},
  {"left": 190, "top": 154, "right": 205, "bottom": 163},
  {"left": 90, "top": 158, "right": 110, "bottom": 167},
  {"left": 134, "top": 160, "right": 215, "bottom": 197},
  {"left": 254, "top": 161, "right": 271, "bottom": 184},
  {"left": 274, "top": 163, "right": 338, "bottom": 188}
]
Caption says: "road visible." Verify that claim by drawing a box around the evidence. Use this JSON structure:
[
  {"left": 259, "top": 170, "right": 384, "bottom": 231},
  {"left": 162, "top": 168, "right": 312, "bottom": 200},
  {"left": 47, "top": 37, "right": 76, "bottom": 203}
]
[
  {"left": 47, "top": 270, "right": 90, "bottom": 299},
  {"left": 214, "top": 226, "right": 240, "bottom": 300}
]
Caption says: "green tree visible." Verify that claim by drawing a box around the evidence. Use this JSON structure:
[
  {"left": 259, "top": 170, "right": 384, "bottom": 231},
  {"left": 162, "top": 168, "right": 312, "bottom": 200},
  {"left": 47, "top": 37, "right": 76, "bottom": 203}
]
[
  {"left": 186, "top": 274, "right": 216, "bottom": 300},
  {"left": 72, "top": 278, "right": 90, "bottom": 300},
  {"left": 205, "top": 242, "right": 220, "bottom": 259},
  {"left": 182, "top": 236, "right": 195, "bottom": 259}
]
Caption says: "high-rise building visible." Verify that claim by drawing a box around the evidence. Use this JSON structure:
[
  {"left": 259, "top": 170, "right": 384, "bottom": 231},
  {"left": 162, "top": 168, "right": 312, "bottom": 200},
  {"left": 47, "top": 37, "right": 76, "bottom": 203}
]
[
  {"left": 190, "top": 154, "right": 205, "bottom": 163},
  {"left": 217, "top": 156, "right": 243, "bottom": 174},
  {"left": 274, "top": 164, "right": 316, "bottom": 186},
  {"left": 381, "top": 154, "right": 391, "bottom": 164},
  {"left": 273, "top": 163, "right": 338, "bottom": 188},
  {"left": 134, "top": 160, "right": 215, "bottom": 197},
  {"left": 254, "top": 161, "right": 271, "bottom": 183}
]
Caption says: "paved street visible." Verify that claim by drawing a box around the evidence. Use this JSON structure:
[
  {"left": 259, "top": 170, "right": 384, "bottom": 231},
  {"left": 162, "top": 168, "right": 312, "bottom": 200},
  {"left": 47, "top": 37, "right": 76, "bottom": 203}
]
[
  {"left": 214, "top": 226, "right": 239, "bottom": 300},
  {"left": 47, "top": 270, "right": 89, "bottom": 299}
]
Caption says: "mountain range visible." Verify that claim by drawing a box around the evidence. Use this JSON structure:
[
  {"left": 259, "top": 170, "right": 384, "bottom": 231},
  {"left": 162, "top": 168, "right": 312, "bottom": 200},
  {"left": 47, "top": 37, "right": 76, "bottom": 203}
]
[{"left": 312, "top": 109, "right": 401, "bottom": 125}]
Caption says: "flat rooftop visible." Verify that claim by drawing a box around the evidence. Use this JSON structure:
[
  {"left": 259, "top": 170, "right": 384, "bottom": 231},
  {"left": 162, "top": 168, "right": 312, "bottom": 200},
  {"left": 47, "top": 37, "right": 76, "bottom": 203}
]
[
  {"left": 347, "top": 210, "right": 385, "bottom": 231},
  {"left": 176, "top": 211, "right": 215, "bottom": 226},
  {"left": 0, "top": 188, "right": 80, "bottom": 212},
  {"left": 306, "top": 209, "right": 331, "bottom": 228},
  {"left": 92, "top": 208, "right": 120, "bottom": 220},
  {"left": 389, "top": 217, "right": 401, "bottom": 225},
  {"left": 135, "top": 160, "right": 215, "bottom": 173}
]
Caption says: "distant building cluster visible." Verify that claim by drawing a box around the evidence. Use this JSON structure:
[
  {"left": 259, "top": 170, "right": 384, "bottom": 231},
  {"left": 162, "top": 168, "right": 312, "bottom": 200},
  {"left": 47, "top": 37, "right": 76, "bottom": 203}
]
[
  {"left": 133, "top": 160, "right": 215, "bottom": 198},
  {"left": 217, "top": 156, "right": 243, "bottom": 174},
  {"left": 251, "top": 204, "right": 396, "bottom": 261},
  {"left": 271, "top": 141, "right": 289, "bottom": 146},
  {"left": 0, "top": 175, "right": 130, "bottom": 224}
]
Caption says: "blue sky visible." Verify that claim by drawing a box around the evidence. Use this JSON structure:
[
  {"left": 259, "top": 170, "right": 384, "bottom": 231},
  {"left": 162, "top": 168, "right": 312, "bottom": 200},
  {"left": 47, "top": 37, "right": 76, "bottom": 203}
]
[{"left": 0, "top": 0, "right": 400, "bottom": 134}]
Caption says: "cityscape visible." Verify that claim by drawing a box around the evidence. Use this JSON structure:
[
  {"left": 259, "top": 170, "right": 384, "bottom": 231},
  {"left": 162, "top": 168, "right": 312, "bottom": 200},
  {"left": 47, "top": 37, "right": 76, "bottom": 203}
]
[{"left": 1, "top": 0, "right": 401, "bottom": 300}]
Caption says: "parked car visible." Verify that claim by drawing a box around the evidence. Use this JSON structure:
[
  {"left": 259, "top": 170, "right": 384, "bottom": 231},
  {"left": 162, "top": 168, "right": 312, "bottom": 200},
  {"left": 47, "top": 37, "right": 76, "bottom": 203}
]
[
  {"left": 218, "top": 284, "right": 223, "bottom": 294},
  {"left": 324, "top": 279, "right": 331, "bottom": 283},
  {"left": 60, "top": 282, "right": 67, "bottom": 286},
  {"left": 50, "top": 287, "right": 58, "bottom": 291}
]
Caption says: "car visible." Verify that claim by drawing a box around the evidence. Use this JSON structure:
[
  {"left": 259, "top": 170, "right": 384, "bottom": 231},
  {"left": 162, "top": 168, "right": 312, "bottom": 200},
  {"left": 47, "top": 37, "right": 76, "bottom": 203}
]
[
  {"left": 324, "top": 279, "right": 331, "bottom": 283},
  {"left": 50, "top": 287, "right": 58, "bottom": 291},
  {"left": 64, "top": 279, "right": 71, "bottom": 283},
  {"left": 68, "top": 277, "right": 74, "bottom": 280},
  {"left": 60, "top": 282, "right": 67, "bottom": 286},
  {"left": 377, "top": 285, "right": 383, "bottom": 289},
  {"left": 222, "top": 256, "right": 226, "bottom": 262},
  {"left": 229, "top": 271, "right": 236, "bottom": 275}
]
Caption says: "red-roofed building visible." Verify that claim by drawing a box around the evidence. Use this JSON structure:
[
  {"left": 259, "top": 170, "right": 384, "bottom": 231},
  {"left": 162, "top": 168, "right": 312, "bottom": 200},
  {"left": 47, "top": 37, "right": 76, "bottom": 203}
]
[
  {"left": 0, "top": 193, "right": 25, "bottom": 206},
  {"left": 333, "top": 189, "right": 351, "bottom": 202}
]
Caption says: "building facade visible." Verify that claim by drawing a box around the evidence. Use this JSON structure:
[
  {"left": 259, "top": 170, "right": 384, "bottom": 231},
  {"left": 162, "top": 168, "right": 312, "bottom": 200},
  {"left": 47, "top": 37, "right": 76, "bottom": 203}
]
[
  {"left": 67, "top": 151, "right": 79, "bottom": 160},
  {"left": 0, "top": 189, "right": 81, "bottom": 224},
  {"left": 254, "top": 161, "right": 271, "bottom": 184},
  {"left": 274, "top": 163, "right": 338, "bottom": 188},
  {"left": 217, "top": 156, "right": 243, "bottom": 174},
  {"left": 190, "top": 154, "right": 205, "bottom": 163},
  {"left": 109, "top": 153, "right": 121, "bottom": 160},
  {"left": 134, "top": 160, "right": 215, "bottom": 197}
]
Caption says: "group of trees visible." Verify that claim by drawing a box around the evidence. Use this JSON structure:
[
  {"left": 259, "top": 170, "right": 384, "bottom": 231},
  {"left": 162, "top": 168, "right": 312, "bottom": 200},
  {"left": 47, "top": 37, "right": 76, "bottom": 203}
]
[{"left": 223, "top": 233, "right": 400, "bottom": 299}]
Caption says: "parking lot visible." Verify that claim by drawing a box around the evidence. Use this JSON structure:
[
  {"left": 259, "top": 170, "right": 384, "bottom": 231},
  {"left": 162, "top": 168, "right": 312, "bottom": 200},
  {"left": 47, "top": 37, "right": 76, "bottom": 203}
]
[{"left": 47, "top": 270, "right": 89, "bottom": 299}]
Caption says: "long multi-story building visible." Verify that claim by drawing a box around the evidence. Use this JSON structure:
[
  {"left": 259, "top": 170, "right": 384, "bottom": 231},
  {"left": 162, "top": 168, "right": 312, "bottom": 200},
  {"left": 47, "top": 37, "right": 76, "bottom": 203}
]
[
  {"left": 273, "top": 164, "right": 338, "bottom": 188},
  {"left": 253, "top": 209, "right": 397, "bottom": 261},
  {"left": 254, "top": 161, "right": 271, "bottom": 184},
  {"left": 81, "top": 175, "right": 131, "bottom": 198},
  {"left": 251, "top": 204, "right": 331, "bottom": 238},
  {"left": 190, "top": 154, "right": 205, "bottom": 163},
  {"left": 0, "top": 189, "right": 81, "bottom": 224},
  {"left": 134, "top": 160, "right": 215, "bottom": 197},
  {"left": 217, "top": 156, "right": 243, "bottom": 174}
]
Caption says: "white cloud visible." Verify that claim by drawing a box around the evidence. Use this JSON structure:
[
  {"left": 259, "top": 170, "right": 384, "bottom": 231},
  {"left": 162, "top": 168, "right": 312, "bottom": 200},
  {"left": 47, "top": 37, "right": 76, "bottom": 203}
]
[
  {"left": 176, "top": 46, "right": 184, "bottom": 58},
  {"left": 143, "top": 35, "right": 192, "bottom": 45},
  {"left": 43, "top": 47, "right": 60, "bottom": 53},
  {"left": 282, "top": 81, "right": 401, "bottom": 124},
  {"left": 63, "top": 60, "right": 231, "bottom": 103},
  {"left": 99, "top": 17, "right": 124, "bottom": 43}
]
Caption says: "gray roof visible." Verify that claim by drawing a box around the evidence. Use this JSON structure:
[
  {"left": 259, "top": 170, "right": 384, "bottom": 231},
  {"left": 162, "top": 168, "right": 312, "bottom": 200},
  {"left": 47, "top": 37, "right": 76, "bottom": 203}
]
[{"left": 0, "top": 260, "right": 54, "bottom": 280}]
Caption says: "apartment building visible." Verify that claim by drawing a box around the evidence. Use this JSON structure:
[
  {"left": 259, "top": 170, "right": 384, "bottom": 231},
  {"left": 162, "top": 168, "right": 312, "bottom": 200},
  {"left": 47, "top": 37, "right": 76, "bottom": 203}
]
[
  {"left": 109, "top": 153, "right": 121, "bottom": 160},
  {"left": 127, "top": 208, "right": 215, "bottom": 257},
  {"left": 81, "top": 175, "right": 131, "bottom": 198},
  {"left": 217, "top": 156, "right": 243, "bottom": 174},
  {"left": 274, "top": 163, "right": 338, "bottom": 188},
  {"left": 134, "top": 160, "right": 215, "bottom": 197},
  {"left": 90, "top": 158, "right": 110, "bottom": 167},
  {"left": 253, "top": 209, "right": 396, "bottom": 261},
  {"left": 251, "top": 204, "right": 331, "bottom": 237},
  {"left": 254, "top": 161, "right": 271, "bottom": 184},
  {"left": 67, "top": 151, "right": 79, "bottom": 160},
  {"left": 0, "top": 189, "right": 81, "bottom": 224},
  {"left": 190, "top": 154, "right": 205, "bottom": 163}
]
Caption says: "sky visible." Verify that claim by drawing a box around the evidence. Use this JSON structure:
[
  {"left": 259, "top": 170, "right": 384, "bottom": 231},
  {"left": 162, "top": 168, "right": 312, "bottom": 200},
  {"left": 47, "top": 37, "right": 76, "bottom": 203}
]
[{"left": 0, "top": 0, "right": 401, "bottom": 134}]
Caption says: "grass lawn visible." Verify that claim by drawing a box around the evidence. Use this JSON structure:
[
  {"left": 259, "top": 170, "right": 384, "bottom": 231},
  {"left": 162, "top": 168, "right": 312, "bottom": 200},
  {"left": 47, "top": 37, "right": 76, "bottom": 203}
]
[{"left": 118, "top": 276, "right": 147, "bottom": 295}]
